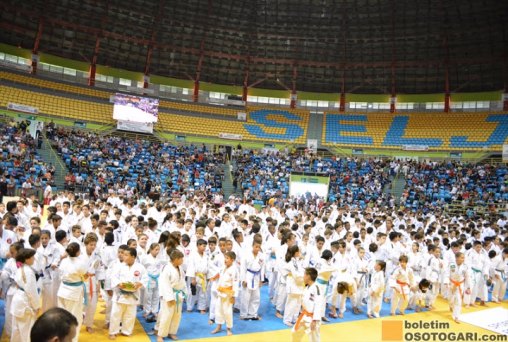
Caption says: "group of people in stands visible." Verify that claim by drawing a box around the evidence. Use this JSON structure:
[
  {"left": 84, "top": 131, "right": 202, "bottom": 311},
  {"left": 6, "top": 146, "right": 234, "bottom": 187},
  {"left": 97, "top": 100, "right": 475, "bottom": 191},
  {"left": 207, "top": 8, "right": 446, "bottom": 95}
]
[
  {"left": 234, "top": 149, "right": 507, "bottom": 214},
  {"left": 0, "top": 119, "right": 54, "bottom": 202},
  {"left": 0, "top": 125, "right": 507, "bottom": 342},
  {"left": 48, "top": 127, "right": 226, "bottom": 200}
]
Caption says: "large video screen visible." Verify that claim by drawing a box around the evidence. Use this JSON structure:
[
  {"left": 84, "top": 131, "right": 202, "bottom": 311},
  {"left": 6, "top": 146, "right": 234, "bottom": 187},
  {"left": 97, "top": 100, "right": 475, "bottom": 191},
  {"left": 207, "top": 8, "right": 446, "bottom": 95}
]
[
  {"left": 290, "top": 173, "right": 330, "bottom": 200},
  {"left": 113, "top": 93, "right": 159, "bottom": 123}
]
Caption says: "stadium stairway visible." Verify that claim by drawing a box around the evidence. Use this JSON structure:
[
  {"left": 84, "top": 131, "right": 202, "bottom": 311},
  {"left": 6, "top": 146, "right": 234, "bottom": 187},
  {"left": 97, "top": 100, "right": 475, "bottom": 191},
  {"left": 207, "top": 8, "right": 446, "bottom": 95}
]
[
  {"left": 38, "top": 136, "right": 68, "bottom": 191},
  {"left": 307, "top": 112, "right": 324, "bottom": 147},
  {"left": 391, "top": 172, "right": 406, "bottom": 205},
  {"left": 222, "top": 161, "right": 234, "bottom": 198}
]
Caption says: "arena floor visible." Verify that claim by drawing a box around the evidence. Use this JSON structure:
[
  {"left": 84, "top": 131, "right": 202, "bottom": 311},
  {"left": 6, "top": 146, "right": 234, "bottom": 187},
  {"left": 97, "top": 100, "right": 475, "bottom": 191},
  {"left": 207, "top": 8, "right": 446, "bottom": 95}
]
[{"left": 2, "top": 295, "right": 505, "bottom": 342}]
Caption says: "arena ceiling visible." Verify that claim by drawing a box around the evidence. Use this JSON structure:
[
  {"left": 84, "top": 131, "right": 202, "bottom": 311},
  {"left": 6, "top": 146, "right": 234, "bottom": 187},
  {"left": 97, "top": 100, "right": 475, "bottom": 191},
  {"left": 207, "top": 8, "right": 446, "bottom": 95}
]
[{"left": 0, "top": 0, "right": 507, "bottom": 94}]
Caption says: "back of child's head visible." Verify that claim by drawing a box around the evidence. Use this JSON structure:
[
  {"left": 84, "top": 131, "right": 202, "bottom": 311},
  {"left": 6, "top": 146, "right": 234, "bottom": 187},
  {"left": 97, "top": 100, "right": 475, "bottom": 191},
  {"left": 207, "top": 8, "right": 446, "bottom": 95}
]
[
  {"left": 321, "top": 249, "right": 333, "bottom": 260},
  {"left": 66, "top": 242, "right": 81, "bottom": 258},
  {"left": 488, "top": 250, "right": 497, "bottom": 259},
  {"left": 376, "top": 260, "right": 386, "bottom": 271},
  {"left": 305, "top": 267, "right": 318, "bottom": 282},
  {"left": 55, "top": 230, "right": 67, "bottom": 243},
  {"left": 369, "top": 242, "right": 378, "bottom": 253},
  {"left": 104, "top": 232, "right": 114, "bottom": 246},
  {"left": 15, "top": 248, "right": 36, "bottom": 263}
]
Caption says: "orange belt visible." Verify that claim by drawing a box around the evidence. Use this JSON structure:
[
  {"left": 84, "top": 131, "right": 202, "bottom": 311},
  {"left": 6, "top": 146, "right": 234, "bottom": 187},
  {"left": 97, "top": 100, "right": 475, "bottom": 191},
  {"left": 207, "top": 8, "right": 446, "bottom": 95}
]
[
  {"left": 295, "top": 310, "right": 313, "bottom": 330},
  {"left": 89, "top": 277, "right": 94, "bottom": 302},
  {"left": 218, "top": 286, "right": 234, "bottom": 296},
  {"left": 396, "top": 280, "right": 409, "bottom": 300},
  {"left": 450, "top": 278, "right": 464, "bottom": 297}
]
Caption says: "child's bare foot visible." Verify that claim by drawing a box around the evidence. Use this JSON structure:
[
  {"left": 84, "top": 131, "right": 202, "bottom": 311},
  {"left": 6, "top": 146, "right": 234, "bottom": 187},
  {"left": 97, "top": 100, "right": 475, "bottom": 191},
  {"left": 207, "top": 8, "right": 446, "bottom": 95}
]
[
  {"left": 227, "top": 329, "right": 233, "bottom": 336},
  {"left": 275, "top": 311, "right": 283, "bottom": 319},
  {"left": 400, "top": 311, "right": 405, "bottom": 315},
  {"left": 168, "top": 334, "right": 179, "bottom": 340},
  {"left": 454, "top": 318, "right": 460, "bottom": 324},
  {"left": 338, "top": 313, "right": 344, "bottom": 318},
  {"left": 100, "top": 309, "right": 106, "bottom": 314},
  {"left": 390, "top": 312, "right": 395, "bottom": 316},
  {"left": 208, "top": 319, "right": 214, "bottom": 325},
  {"left": 103, "top": 323, "right": 109, "bottom": 329},
  {"left": 367, "top": 313, "right": 374, "bottom": 319},
  {"left": 157, "top": 337, "right": 163, "bottom": 342},
  {"left": 284, "top": 322, "right": 293, "bottom": 327},
  {"left": 108, "top": 335, "right": 116, "bottom": 340},
  {"left": 480, "top": 301, "right": 486, "bottom": 306},
  {"left": 383, "top": 298, "right": 390, "bottom": 303},
  {"left": 322, "top": 316, "right": 330, "bottom": 322},
  {"left": 200, "top": 310, "right": 207, "bottom": 314},
  {"left": 86, "top": 327, "right": 94, "bottom": 333},
  {"left": 211, "top": 327, "right": 221, "bottom": 334}
]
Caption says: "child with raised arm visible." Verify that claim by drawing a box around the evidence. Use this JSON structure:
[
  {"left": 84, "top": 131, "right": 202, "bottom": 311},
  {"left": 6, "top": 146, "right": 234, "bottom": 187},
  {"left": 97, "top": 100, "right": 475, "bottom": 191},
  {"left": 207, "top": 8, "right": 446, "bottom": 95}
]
[
  {"left": 212, "top": 251, "right": 239, "bottom": 336},
  {"left": 291, "top": 267, "right": 323, "bottom": 342}
]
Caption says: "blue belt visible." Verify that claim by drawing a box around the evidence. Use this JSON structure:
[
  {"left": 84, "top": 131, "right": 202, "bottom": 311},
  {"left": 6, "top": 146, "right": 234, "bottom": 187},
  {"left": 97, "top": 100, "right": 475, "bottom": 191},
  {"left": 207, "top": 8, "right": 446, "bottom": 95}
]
[
  {"left": 148, "top": 274, "right": 159, "bottom": 290},
  {"left": 270, "top": 255, "right": 276, "bottom": 260},
  {"left": 0, "top": 258, "right": 7, "bottom": 270},
  {"left": 316, "top": 278, "right": 330, "bottom": 296},
  {"left": 247, "top": 269, "right": 261, "bottom": 288},
  {"left": 316, "top": 278, "right": 329, "bottom": 285},
  {"left": 63, "top": 281, "right": 88, "bottom": 306},
  {"left": 173, "top": 288, "right": 187, "bottom": 312}
]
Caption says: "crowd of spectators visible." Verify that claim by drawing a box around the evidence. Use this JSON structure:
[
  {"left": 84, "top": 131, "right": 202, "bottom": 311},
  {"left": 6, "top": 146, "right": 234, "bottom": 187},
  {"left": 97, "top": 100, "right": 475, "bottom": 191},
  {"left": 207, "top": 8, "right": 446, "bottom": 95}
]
[
  {"left": 233, "top": 149, "right": 393, "bottom": 209},
  {"left": 393, "top": 159, "right": 508, "bottom": 212},
  {"left": 48, "top": 127, "right": 226, "bottom": 202},
  {"left": 0, "top": 119, "right": 53, "bottom": 202}
]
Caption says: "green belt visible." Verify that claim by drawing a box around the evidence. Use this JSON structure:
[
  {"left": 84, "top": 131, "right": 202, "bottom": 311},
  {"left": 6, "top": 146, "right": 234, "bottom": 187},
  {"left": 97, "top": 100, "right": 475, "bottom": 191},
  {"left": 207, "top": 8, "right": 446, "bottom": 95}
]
[
  {"left": 173, "top": 288, "right": 187, "bottom": 312},
  {"left": 471, "top": 267, "right": 482, "bottom": 273}
]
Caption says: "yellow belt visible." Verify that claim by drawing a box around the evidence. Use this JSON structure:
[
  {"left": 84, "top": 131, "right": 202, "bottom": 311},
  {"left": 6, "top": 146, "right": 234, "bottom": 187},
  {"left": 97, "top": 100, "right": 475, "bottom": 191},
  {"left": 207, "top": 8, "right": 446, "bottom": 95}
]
[{"left": 196, "top": 272, "right": 207, "bottom": 290}]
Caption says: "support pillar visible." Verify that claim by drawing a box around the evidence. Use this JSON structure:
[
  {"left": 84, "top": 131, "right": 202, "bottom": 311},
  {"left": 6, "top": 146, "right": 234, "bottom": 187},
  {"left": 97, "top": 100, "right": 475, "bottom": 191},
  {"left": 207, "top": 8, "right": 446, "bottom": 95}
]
[{"left": 339, "top": 92, "right": 346, "bottom": 112}]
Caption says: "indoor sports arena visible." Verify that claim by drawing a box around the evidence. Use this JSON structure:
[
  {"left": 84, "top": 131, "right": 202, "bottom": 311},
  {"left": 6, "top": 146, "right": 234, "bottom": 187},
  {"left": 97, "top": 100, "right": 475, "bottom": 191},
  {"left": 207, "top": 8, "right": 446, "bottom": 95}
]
[{"left": 0, "top": 0, "right": 507, "bottom": 341}]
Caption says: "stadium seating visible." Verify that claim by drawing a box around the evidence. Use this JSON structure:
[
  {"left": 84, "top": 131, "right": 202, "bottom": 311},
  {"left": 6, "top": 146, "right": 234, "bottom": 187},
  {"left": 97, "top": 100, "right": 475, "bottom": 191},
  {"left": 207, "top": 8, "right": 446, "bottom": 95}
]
[
  {"left": 324, "top": 112, "right": 508, "bottom": 151},
  {"left": 158, "top": 109, "right": 308, "bottom": 144},
  {"left": 235, "top": 153, "right": 389, "bottom": 207},
  {"left": 400, "top": 161, "right": 508, "bottom": 210},
  {"left": 53, "top": 131, "right": 224, "bottom": 194},
  {"left": 0, "top": 121, "right": 49, "bottom": 194}
]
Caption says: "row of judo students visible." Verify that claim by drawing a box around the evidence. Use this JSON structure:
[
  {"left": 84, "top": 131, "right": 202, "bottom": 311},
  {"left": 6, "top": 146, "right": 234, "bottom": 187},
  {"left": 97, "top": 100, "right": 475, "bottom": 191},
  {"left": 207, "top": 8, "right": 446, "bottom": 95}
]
[{"left": 2, "top": 228, "right": 507, "bottom": 342}]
